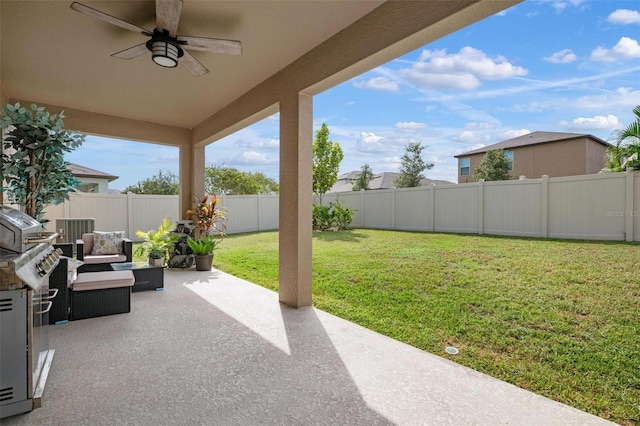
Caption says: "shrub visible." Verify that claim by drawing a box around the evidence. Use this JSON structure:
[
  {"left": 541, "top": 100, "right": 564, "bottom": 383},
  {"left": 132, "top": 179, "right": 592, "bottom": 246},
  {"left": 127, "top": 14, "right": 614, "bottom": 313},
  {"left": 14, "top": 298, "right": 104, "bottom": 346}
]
[
  {"left": 312, "top": 201, "right": 354, "bottom": 231},
  {"left": 312, "top": 203, "right": 333, "bottom": 231}
]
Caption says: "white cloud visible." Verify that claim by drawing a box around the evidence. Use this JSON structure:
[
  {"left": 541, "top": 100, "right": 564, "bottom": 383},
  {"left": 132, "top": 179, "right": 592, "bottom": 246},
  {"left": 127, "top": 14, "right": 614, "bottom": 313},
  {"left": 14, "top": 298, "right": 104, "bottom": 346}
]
[
  {"left": 542, "top": 0, "right": 585, "bottom": 13},
  {"left": 235, "top": 138, "right": 279, "bottom": 149},
  {"left": 544, "top": 48, "right": 577, "bottom": 64},
  {"left": 395, "top": 121, "right": 428, "bottom": 132},
  {"left": 399, "top": 46, "right": 527, "bottom": 90},
  {"left": 499, "top": 129, "right": 530, "bottom": 140},
  {"left": 573, "top": 87, "right": 640, "bottom": 110},
  {"left": 608, "top": 9, "right": 640, "bottom": 25},
  {"left": 232, "top": 151, "right": 273, "bottom": 165},
  {"left": 357, "top": 132, "right": 388, "bottom": 153},
  {"left": 452, "top": 131, "right": 490, "bottom": 144},
  {"left": 591, "top": 37, "right": 640, "bottom": 62},
  {"left": 465, "top": 122, "right": 494, "bottom": 130},
  {"left": 559, "top": 114, "right": 621, "bottom": 131},
  {"left": 353, "top": 77, "right": 399, "bottom": 92}
]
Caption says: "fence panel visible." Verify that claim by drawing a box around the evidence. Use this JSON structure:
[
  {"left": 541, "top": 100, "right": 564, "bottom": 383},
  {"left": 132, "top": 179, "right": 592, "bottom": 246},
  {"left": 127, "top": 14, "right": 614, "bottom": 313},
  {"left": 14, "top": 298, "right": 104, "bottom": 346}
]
[
  {"left": 224, "top": 195, "right": 259, "bottom": 234},
  {"left": 483, "top": 180, "right": 542, "bottom": 237},
  {"left": 434, "top": 184, "right": 479, "bottom": 233},
  {"left": 335, "top": 192, "right": 363, "bottom": 226},
  {"left": 258, "top": 194, "right": 279, "bottom": 231},
  {"left": 394, "top": 187, "right": 432, "bottom": 231},
  {"left": 67, "top": 193, "right": 130, "bottom": 236},
  {"left": 362, "top": 190, "right": 394, "bottom": 229},
  {"left": 130, "top": 194, "right": 180, "bottom": 237},
  {"left": 548, "top": 173, "right": 626, "bottom": 240}
]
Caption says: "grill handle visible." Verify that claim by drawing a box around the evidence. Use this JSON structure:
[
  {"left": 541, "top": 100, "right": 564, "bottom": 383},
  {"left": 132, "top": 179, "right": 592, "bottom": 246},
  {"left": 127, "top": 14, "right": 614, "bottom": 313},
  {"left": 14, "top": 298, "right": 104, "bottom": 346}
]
[{"left": 34, "top": 301, "right": 53, "bottom": 315}]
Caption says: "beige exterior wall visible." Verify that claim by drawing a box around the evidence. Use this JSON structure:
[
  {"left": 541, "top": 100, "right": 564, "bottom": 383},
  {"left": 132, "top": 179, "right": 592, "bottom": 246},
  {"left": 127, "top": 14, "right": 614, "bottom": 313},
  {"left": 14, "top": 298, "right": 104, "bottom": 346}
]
[{"left": 457, "top": 137, "right": 608, "bottom": 183}]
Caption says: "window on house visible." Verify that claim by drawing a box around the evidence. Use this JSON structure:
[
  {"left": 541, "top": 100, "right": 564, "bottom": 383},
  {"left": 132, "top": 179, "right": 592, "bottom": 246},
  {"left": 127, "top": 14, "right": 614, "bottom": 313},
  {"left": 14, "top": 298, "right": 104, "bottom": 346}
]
[
  {"left": 460, "top": 158, "right": 470, "bottom": 176},
  {"left": 505, "top": 151, "right": 514, "bottom": 171}
]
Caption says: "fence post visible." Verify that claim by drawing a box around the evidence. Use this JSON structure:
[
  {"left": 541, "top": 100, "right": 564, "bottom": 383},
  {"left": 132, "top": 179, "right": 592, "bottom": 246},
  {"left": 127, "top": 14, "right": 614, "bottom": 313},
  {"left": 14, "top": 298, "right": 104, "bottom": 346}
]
[
  {"left": 360, "top": 190, "right": 365, "bottom": 228},
  {"left": 625, "top": 169, "right": 634, "bottom": 242},
  {"left": 478, "top": 180, "right": 484, "bottom": 235},
  {"left": 541, "top": 175, "right": 549, "bottom": 238},
  {"left": 126, "top": 192, "right": 134, "bottom": 239},
  {"left": 391, "top": 188, "right": 396, "bottom": 230},
  {"left": 430, "top": 184, "right": 435, "bottom": 232},
  {"left": 257, "top": 193, "right": 261, "bottom": 231}
]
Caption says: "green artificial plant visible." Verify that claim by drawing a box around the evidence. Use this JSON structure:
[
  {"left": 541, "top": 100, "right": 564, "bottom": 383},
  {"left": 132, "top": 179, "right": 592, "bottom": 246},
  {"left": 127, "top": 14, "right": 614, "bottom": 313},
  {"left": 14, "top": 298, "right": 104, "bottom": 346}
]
[{"left": 1, "top": 103, "right": 85, "bottom": 223}]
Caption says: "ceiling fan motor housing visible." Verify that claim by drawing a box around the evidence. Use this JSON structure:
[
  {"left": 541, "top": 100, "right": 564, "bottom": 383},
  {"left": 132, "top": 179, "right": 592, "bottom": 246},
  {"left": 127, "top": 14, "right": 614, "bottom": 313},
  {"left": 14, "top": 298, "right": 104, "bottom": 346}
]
[{"left": 147, "top": 29, "right": 184, "bottom": 68}]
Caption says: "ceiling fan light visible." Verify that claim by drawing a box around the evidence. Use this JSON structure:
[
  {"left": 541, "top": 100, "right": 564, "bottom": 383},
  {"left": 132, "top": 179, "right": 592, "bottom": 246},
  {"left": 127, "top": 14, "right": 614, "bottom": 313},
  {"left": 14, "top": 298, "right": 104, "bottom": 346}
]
[{"left": 151, "top": 40, "right": 179, "bottom": 68}]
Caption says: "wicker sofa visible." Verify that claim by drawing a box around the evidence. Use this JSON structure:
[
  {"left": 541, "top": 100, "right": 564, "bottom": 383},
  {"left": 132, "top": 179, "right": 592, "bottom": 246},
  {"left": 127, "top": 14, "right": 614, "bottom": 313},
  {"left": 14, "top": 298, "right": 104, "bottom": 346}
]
[
  {"left": 49, "top": 258, "right": 135, "bottom": 323},
  {"left": 76, "top": 232, "right": 132, "bottom": 272}
]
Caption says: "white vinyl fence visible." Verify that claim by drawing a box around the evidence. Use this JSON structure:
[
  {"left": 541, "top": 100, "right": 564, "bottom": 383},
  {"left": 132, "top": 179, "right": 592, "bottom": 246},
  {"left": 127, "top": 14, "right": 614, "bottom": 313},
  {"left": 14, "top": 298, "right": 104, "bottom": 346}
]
[{"left": 38, "top": 171, "right": 639, "bottom": 242}]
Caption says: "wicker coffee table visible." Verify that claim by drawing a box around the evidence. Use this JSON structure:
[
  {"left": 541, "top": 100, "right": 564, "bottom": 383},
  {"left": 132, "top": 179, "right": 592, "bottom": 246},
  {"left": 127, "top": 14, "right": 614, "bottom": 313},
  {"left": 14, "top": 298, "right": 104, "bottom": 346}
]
[{"left": 111, "top": 262, "right": 164, "bottom": 292}]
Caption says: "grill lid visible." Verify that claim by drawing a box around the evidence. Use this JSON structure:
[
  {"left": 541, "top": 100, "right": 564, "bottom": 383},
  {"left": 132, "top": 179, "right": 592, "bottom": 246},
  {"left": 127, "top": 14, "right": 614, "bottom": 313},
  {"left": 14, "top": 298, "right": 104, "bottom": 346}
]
[{"left": 0, "top": 206, "right": 45, "bottom": 253}]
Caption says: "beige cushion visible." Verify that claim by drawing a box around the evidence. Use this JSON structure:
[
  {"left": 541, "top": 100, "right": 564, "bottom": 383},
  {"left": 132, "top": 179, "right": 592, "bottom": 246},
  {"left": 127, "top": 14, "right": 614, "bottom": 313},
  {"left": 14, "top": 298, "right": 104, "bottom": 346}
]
[
  {"left": 91, "top": 231, "right": 125, "bottom": 255},
  {"left": 72, "top": 270, "right": 134, "bottom": 292},
  {"left": 82, "top": 233, "right": 94, "bottom": 256}
]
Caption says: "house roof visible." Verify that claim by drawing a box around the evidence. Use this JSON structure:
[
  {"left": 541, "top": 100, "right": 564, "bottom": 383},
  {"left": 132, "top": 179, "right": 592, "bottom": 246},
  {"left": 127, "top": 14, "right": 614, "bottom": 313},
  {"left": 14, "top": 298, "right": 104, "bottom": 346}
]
[
  {"left": 68, "top": 163, "right": 119, "bottom": 182},
  {"left": 454, "top": 131, "right": 611, "bottom": 158},
  {"left": 330, "top": 171, "right": 453, "bottom": 192}
]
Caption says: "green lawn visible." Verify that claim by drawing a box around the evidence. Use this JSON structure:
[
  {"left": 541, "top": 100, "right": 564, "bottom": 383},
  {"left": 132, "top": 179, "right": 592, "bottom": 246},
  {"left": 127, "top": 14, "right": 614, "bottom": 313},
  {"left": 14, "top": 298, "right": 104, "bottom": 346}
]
[{"left": 208, "top": 229, "right": 639, "bottom": 425}]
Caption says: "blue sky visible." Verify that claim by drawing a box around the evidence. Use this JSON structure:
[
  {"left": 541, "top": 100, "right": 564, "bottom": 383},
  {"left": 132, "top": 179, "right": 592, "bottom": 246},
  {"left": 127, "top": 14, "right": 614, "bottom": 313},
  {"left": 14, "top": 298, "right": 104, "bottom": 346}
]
[{"left": 67, "top": 0, "right": 640, "bottom": 191}]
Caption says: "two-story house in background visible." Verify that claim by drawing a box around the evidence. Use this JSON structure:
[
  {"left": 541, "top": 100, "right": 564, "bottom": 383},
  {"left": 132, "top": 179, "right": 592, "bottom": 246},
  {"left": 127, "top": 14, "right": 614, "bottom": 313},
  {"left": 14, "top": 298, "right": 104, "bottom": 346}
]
[
  {"left": 68, "top": 163, "right": 119, "bottom": 193},
  {"left": 454, "top": 131, "right": 611, "bottom": 183}
]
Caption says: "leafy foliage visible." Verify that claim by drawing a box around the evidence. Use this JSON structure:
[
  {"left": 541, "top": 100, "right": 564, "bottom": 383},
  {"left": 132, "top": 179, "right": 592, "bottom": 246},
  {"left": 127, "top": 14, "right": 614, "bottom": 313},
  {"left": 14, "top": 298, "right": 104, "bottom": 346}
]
[
  {"left": 605, "top": 104, "right": 640, "bottom": 172},
  {"left": 473, "top": 149, "right": 511, "bottom": 181},
  {"left": 205, "top": 166, "right": 279, "bottom": 195},
  {"left": 186, "top": 194, "right": 227, "bottom": 237},
  {"left": 313, "top": 123, "right": 343, "bottom": 204},
  {"left": 134, "top": 217, "right": 180, "bottom": 261},
  {"left": 352, "top": 163, "right": 374, "bottom": 191},
  {"left": 122, "top": 170, "right": 179, "bottom": 195},
  {"left": 395, "top": 142, "right": 433, "bottom": 188},
  {"left": 312, "top": 201, "right": 354, "bottom": 231},
  {"left": 186, "top": 235, "right": 222, "bottom": 255},
  {"left": 0, "top": 103, "right": 84, "bottom": 222}
]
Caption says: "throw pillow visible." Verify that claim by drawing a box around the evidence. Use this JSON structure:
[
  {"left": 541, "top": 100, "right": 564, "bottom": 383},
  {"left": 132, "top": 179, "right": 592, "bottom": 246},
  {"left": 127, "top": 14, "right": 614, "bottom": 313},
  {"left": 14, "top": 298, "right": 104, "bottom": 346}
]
[{"left": 91, "top": 231, "right": 125, "bottom": 255}]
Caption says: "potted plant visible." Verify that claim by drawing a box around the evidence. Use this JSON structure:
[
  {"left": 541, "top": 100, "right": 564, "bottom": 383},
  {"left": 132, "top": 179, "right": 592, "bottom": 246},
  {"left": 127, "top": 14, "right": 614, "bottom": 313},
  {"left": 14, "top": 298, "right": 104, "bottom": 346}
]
[
  {"left": 135, "top": 218, "right": 179, "bottom": 267},
  {"left": 186, "top": 194, "right": 227, "bottom": 271}
]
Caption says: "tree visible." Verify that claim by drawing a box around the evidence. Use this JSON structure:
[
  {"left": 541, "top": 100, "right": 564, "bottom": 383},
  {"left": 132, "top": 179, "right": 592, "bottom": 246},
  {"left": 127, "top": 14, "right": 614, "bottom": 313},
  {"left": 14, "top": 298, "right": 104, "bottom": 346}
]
[
  {"left": 395, "top": 142, "right": 433, "bottom": 188},
  {"left": 205, "top": 166, "right": 279, "bottom": 195},
  {"left": 605, "top": 104, "right": 640, "bottom": 171},
  {"left": 313, "top": 123, "right": 343, "bottom": 204},
  {"left": 353, "top": 163, "right": 374, "bottom": 191},
  {"left": 122, "top": 170, "right": 179, "bottom": 195},
  {"left": 473, "top": 149, "right": 511, "bottom": 181},
  {"left": 1, "top": 103, "right": 84, "bottom": 222}
]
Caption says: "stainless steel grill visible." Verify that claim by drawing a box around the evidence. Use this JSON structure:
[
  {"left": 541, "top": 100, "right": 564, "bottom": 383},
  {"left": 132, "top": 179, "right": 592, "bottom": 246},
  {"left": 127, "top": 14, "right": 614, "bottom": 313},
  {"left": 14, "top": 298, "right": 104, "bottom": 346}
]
[{"left": 0, "top": 206, "right": 59, "bottom": 419}]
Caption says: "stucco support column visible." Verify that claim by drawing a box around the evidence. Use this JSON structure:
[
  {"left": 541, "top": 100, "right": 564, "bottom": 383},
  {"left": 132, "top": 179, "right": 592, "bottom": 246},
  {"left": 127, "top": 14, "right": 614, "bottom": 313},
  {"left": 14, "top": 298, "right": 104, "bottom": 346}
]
[
  {"left": 278, "top": 93, "right": 313, "bottom": 308},
  {"left": 180, "top": 143, "right": 205, "bottom": 218}
]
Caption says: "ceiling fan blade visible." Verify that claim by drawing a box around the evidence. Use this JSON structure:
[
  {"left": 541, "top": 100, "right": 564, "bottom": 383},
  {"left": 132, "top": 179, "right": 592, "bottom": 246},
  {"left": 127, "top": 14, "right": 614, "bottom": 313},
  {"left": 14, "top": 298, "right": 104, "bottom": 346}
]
[
  {"left": 70, "top": 2, "right": 151, "bottom": 36},
  {"left": 178, "top": 36, "right": 242, "bottom": 56},
  {"left": 112, "top": 43, "right": 149, "bottom": 60},
  {"left": 156, "top": 0, "right": 183, "bottom": 38},
  {"left": 180, "top": 50, "right": 209, "bottom": 77}
]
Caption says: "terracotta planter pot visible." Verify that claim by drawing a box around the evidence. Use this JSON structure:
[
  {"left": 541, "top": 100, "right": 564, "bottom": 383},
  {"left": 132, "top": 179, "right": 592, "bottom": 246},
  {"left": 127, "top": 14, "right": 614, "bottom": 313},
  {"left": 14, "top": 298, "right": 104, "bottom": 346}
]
[{"left": 194, "top": 254, "right": 213, "bottom": 271}]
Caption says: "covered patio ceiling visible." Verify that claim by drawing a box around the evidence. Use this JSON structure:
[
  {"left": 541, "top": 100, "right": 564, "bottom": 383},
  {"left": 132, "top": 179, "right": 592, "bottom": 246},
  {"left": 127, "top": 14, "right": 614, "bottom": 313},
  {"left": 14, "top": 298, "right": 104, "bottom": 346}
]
[{"left": 1, "top": 0, "right": 521, "bottom": 307}]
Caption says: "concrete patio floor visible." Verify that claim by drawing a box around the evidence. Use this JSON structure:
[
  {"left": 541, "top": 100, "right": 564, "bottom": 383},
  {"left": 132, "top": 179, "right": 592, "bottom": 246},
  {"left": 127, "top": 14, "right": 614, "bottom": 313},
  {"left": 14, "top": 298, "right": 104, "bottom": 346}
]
[{"left": 5, "top": 269, "right": 614, "bottom": 425}]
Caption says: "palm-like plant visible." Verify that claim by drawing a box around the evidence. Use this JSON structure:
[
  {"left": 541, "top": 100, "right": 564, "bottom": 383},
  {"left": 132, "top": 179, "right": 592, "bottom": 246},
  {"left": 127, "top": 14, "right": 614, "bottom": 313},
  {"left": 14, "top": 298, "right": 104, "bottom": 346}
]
[
  {"left": 606, "top": 105, "right": 640, "bottom": 171},
  {"left": 135, "top": 218, "right": 179, "bottom": 262}
]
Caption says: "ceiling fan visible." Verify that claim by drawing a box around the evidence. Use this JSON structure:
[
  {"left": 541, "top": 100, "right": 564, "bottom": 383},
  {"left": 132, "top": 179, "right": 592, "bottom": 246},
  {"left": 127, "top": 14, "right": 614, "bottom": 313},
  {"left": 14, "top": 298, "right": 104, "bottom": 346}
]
[{"left": 70, "top": 0, "right": 242, "bottom": 77}]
